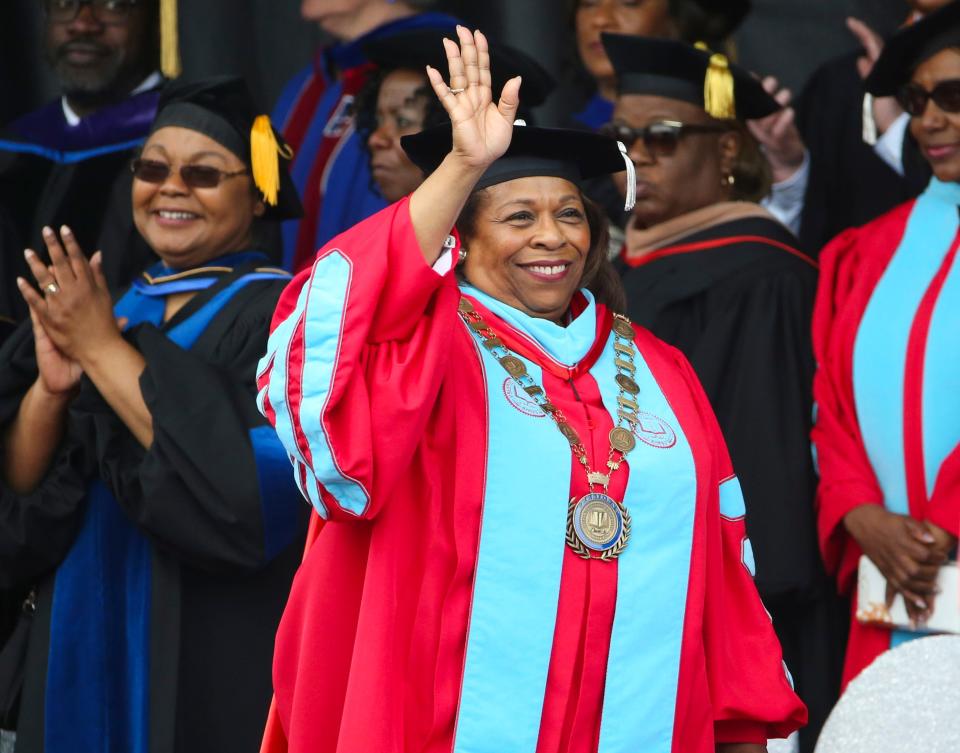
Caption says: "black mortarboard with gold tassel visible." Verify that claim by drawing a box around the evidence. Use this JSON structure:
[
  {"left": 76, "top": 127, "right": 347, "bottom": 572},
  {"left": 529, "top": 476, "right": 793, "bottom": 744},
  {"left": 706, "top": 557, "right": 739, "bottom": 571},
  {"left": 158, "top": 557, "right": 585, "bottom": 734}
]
[
  {"left": 148, "top": 76, "right": 303, "bottom": 220},
  {"left": 600, "top": 33, "right": 779, "bottom": 121}
]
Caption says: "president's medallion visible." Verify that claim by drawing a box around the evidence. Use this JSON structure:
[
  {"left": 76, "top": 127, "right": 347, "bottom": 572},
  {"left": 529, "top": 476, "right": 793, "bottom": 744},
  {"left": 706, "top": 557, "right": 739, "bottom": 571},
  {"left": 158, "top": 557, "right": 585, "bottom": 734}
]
[{"left": 566, "top": 493, "right": 631, "bottom": 561}]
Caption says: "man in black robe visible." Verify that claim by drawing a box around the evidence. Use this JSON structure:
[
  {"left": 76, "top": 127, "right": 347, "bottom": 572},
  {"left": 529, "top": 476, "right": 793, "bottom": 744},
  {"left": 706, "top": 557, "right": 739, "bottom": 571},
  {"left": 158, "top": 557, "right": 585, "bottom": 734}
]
[{"left": 0, "top": 0, "right": 165, "bottom": 333}]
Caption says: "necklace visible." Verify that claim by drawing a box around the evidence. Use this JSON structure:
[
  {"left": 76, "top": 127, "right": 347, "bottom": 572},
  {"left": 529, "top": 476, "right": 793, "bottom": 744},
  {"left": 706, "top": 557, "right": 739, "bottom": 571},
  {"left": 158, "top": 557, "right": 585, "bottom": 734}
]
[{"left": 458, "top": 297, "right": 643, "bottom": 561}]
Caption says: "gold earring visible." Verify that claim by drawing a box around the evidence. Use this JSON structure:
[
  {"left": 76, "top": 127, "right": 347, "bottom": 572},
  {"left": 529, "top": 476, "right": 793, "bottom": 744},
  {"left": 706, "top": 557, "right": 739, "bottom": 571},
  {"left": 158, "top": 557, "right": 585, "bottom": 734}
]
[
  {"left": 458, "top": 247, "right": 468, "bottom": 264},
  {"left": 722, "top": 173, "right": 735, "bottom": 187}
]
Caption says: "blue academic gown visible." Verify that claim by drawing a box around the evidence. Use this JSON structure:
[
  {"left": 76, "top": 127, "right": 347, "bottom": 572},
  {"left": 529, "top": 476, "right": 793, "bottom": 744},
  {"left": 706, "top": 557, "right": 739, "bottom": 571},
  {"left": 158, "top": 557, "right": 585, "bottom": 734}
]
[{"left": 272, "top": 12, "right": 458, "bottom": 272}]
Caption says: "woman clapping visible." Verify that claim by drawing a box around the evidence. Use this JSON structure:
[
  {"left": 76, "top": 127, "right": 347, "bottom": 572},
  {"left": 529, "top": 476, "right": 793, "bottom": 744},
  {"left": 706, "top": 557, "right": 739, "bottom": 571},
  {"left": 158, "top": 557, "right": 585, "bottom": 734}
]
[{"left": 0, "top": 77, "right": 307, "bottom": 753}]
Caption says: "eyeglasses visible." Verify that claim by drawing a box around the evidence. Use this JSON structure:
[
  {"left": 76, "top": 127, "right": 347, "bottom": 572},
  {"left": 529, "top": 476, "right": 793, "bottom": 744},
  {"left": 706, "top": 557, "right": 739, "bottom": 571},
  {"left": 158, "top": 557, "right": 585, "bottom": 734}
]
[
  {"left": 897, "top": 80, "right": 960, "bottom": 117},
  {"left": 131, "top": 159, "right": 249, "bottom": 189},
  {"left": 599, "top": 120, "right": 730, "bottom": 158},
  {"left": 44, "top": 0, "right": 139, "bottom": 24}
]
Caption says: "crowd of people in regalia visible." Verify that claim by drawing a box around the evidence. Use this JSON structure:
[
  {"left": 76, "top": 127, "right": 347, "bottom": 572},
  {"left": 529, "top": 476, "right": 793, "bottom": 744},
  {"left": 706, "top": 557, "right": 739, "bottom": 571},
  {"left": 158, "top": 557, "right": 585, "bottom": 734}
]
[{"left": 0, "top": 1, "right": 957, "bottom": 752}]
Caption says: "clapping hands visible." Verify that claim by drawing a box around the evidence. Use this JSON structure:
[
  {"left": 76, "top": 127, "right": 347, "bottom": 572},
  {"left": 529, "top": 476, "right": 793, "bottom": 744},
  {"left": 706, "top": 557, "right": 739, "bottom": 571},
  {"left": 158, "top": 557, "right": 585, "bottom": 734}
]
[{"left": 16, "top": 226, "right": 122, "bottom": 395}]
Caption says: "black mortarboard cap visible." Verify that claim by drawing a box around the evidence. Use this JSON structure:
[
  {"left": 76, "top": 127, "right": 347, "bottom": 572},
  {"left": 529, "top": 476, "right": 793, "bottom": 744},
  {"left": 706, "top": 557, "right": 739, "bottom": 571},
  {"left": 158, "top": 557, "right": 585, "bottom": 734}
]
[
  {"left": 601, "top": 33, "right": 779, "bottom": 121},
  {"left": 401, "top": 122, "right": 636, "bottom": 209},
  {"left": 684, "top": 0, "right": 752, "bottom": 40},
  {"left": 866, "top": 1, "right": 960, "bottom": 96},
  {"left": 150, "top": 76, "right": 303, "bottom": 220},
  {"left": 363, "top": 28, "right": 556, "bottom": 108}
]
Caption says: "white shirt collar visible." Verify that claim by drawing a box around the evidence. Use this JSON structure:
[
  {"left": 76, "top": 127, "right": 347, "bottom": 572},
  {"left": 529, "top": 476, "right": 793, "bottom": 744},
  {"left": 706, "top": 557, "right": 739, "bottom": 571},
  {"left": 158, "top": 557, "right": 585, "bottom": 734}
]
[{"left": 61, "top": 71, "right": 164, "bottom": 127}]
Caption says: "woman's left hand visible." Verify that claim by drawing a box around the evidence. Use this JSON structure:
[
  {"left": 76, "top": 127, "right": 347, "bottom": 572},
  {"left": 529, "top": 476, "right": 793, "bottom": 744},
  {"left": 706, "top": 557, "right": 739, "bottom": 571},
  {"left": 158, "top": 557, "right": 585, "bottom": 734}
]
[
  {"left": 21, "top": 226, "right": 121, "bottom": 367},
  {"left": 426, "top": 26, "right": 519, "bottom": 172}
]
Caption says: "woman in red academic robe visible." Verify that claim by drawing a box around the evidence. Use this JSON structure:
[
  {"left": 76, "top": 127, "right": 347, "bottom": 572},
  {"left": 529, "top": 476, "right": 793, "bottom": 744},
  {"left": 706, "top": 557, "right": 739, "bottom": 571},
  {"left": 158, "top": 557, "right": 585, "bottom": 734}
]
[
  {"left": 812, "top": 4, "right": 960, "bottom": 689},
  {"left": 258, "top": 27, "right": 805, "bottom": 753}
]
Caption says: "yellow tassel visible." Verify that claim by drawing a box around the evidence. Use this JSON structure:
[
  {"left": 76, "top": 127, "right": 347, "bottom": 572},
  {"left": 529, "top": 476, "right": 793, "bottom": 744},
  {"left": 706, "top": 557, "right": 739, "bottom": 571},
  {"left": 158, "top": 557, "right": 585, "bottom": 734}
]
[
  {"left": 251, "top": 116, "right": 293, "bottom": 207},
  {"left": 160, "top": 0, "right": 182, "bottom": 79},
  {"left": 695, "top": 41, "right": 736, "bottom": 120}
]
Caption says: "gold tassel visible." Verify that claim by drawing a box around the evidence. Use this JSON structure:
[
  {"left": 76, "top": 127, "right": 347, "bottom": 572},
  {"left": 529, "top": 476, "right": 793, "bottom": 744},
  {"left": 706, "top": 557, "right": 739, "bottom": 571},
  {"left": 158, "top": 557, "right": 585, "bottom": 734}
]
[
  {"left": 695, "top": 41, "right": 735, "bottom": 120},
  {"left": 251, "top": 116, "right": 293, "bottom": 207},
  {"left": 160, "top": 0, "right": 182, "bottom": 79}
]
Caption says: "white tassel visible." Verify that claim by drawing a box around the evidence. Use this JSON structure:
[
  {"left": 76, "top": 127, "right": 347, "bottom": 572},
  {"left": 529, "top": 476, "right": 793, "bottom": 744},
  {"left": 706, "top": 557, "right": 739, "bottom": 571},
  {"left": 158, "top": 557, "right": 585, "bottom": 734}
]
[
  {"left": 862, "top": 94, "right": 878, "bottom": 146},
  {"left": 619, "top": 141, "right": 636, "bottom": 212}
]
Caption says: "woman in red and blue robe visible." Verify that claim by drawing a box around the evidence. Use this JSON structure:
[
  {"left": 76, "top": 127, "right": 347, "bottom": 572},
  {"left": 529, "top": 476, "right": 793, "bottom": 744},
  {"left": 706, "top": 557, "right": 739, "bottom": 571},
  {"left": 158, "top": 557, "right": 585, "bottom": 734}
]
[
  {"left": 258, "top": 27, "right": 804, "bottom": 753},
  {"left": 812, "top": 6, "right": 960, "bottom": 687}
]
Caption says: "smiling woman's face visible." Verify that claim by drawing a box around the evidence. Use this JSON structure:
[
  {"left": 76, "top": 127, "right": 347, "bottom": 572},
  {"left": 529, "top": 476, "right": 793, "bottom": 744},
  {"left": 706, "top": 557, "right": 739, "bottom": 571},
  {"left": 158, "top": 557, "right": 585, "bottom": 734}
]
[
  {"left": 909, "top": 47, "right": 960, "bottom": 182},
  {"left": 460, "top": 176, "right": 592, "bottom": 322},
  {"left": 132, "top": 127, "right": 264, "bottom": 269}
]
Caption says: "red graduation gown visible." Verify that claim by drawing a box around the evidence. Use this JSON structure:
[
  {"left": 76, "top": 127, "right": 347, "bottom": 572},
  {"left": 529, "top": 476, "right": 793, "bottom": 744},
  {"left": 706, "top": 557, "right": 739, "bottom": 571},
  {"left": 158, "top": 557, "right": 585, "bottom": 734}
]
[
  {"left": 257, "top": 198, "right": 805, "bottom": 752},
  {"left": 812, "top": 188, "right": 960, "bottom": 687}
]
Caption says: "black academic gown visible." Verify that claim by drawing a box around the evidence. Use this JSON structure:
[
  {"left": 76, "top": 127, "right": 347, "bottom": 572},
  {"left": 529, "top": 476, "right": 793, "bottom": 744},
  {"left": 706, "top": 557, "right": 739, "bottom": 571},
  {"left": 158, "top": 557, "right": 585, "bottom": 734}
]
[
  {"left": 796, "top": 52, "right": 930, "bottom": 255},
  {"left": 619, "top": 213, "right": 846, "bottom": 753},
  {"left": 0, "top": 262, "right": 307, "bottom": 753},
  {"left": 0, "top": 203, "right": 19, "bottom": 342},
  {"left": 0, "top": 92, "right": 160, "bottom": 330}
]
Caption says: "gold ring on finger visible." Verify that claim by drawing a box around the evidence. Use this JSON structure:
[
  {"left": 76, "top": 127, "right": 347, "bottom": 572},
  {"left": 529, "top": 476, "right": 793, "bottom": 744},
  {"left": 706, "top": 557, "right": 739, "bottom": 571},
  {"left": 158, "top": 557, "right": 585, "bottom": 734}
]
[{"left": 448, "top": 87, "right": 466, "bottom": 94}]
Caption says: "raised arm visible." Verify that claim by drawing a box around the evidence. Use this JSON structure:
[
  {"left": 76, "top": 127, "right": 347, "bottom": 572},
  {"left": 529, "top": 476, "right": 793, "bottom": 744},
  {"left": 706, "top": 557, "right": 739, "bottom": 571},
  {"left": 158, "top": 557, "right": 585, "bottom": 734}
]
[{"left": 408, "top": 26, "right": 520, "bottom": 263}]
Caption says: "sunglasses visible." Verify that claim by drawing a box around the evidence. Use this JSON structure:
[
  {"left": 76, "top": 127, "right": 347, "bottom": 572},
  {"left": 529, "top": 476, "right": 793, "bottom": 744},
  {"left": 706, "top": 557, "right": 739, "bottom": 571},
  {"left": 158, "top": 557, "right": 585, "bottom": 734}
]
[
  {"left": 45, "top": 0, "right": 139, "bottom": 24},
  {"left": 897, "top": 80, "right": 960, "bottom": 117},
  {"left": 131, "top": 159, "right": 249, "bottom": 189},
  {"left": 599, "top": 120, "right": 730, "bottom": 158}
]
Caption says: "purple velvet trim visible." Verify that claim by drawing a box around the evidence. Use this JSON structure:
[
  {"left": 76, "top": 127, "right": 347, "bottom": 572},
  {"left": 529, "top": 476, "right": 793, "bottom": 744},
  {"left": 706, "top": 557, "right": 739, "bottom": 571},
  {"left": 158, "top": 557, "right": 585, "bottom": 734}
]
[{"left": 8, "top": 88, "right": 161, "bottom": 153}]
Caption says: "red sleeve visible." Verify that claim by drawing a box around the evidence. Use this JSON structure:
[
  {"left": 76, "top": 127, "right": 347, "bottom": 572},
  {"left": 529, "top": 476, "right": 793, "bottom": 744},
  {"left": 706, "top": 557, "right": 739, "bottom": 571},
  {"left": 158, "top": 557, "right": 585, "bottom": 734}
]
[
  {"left": 927, "top": 444, "right": 960, "bottom": 536},
  {"left": 675, "top": 354, "right": 807, "bottom": 744},
  {"left": 256, "top": 198, "right": 462, "bottom": 521},
  {"left": 810, "top": 225, "right": 885, "bottom": 591}
]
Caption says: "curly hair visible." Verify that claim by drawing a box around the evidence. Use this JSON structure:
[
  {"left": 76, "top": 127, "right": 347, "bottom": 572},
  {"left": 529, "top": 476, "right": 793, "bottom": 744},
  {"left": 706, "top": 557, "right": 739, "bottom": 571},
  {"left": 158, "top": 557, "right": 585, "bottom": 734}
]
[{"left": 455, "top": 187, "right": 627, "bottom": 315}]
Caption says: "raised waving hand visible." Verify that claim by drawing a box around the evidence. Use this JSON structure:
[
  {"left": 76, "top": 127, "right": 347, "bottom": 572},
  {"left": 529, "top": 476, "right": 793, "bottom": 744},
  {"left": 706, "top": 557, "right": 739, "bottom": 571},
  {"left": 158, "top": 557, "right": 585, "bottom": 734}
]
[
  {"left": 426, "top": 26, "right": 521, "bottom": 170},
  {"left": 409, "top": 26, "right": 523, "bottom": 264}
]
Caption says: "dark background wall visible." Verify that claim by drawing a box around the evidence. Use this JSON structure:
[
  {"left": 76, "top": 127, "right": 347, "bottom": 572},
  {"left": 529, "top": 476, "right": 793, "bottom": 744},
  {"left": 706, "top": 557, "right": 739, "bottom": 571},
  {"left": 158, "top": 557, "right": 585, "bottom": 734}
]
[{"left": 0, "top": 0, "right": 909, "bottom": 127}]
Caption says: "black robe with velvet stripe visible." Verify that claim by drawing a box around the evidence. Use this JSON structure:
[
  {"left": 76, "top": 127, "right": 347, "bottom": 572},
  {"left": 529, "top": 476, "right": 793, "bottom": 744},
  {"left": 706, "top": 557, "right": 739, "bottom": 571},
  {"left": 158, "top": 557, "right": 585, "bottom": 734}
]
[
  {"left": 618, "top": 214, "right": 845, "bottom": 753},
  {"left": 0, "top": 265, "right": 307, "bottom": 753}
]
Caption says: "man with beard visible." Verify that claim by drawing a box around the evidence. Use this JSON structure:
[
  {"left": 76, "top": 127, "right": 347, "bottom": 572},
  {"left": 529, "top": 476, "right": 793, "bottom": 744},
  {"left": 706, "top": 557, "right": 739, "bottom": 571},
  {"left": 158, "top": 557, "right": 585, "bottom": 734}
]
[{"left": 0, "top": 0, "right": 173, "bottom": 334}]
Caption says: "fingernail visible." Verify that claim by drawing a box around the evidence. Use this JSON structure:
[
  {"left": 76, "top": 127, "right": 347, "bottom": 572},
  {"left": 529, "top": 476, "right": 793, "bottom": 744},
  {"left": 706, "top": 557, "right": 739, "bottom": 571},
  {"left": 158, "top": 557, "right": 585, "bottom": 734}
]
[
  {"left": 15, "top": 277, "right": 24, "bottom": 287},
  {"left": 60, "top": 225, "right": 71, "bottom": 236},
  {"left": 23, "top": 249, "right": 33, "bottom": 259},
  {"left": 42, "top": 226, "right": 53, "bottom": 237},
  {"left": 915, "top": 598, "right": 927, "bottom": 609},
  {"left": 922, "top": 533, "right": 936, "bottom": 543}
]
